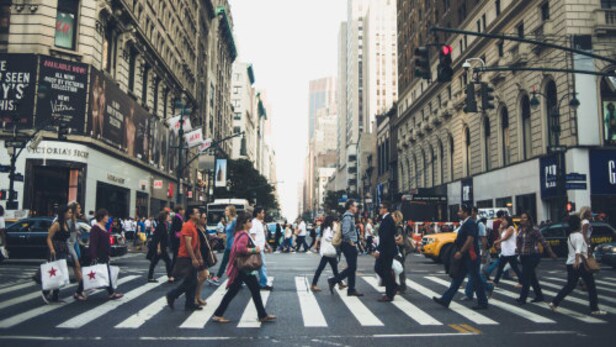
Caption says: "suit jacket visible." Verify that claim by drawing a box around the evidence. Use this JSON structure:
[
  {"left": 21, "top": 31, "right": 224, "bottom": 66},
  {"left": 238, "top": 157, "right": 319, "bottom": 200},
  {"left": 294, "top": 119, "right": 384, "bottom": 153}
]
[{"left": 377, "top": 214, "right": 397, "bottom": 258}]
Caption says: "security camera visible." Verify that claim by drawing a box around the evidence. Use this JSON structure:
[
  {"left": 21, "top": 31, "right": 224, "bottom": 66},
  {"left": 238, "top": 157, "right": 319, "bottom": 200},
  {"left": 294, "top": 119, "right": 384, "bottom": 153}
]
[{"left": 462, "top": 60, "right": 472, "bottom": 70}]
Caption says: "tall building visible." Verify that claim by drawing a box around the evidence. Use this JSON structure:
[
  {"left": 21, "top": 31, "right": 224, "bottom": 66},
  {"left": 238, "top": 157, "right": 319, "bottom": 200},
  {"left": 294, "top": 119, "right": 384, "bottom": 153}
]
[
  {"left": 334, "top": 22, "right": 349, "bottom": 190},
  {"left": 334, "top": 0, "right": 398, "bottom": 195},
  {"left": 395, "top": 0, "right": 616, "bottom": 224},
  {"left": 0, "top": 0, "right": 236, "bottom": 217},
  {"left": 308, "top": 77, "right": 337, "bottom": 140}
]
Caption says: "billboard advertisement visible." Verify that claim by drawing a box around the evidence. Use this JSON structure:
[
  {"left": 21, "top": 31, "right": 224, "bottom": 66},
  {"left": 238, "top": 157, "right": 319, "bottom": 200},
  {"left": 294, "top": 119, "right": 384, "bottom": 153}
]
[
  {"left": 36, "top": 56, "right": 88, "bottom": 132},
  {"left": 0, "top": 54, "right": 37, "bottom": 128},
  {"left": 215, "top": 159, "right": 227, "bottom": 187}
]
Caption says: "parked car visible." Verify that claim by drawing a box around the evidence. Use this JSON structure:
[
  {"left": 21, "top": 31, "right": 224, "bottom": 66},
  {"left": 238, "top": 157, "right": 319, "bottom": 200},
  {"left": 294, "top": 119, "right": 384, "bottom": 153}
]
[
  {"left": 594, "top": 242, "right": 616, "bottom": 268},
  {"left": 539, "top": 222, "right": 616, "bottom": 258},
  {"left": 4, "top": 217, "right": 127, "bottom": 261}
]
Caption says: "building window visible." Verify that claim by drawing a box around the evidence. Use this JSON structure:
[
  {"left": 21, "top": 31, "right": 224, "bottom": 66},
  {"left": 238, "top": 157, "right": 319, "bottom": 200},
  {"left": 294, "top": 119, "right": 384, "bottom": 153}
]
[
  {"left": 102, "top": 22, "right": 114, "bottom": 73},
  {"left": 141, "top": 64, "right": 150, "bottom": 105},
  {"left": 521, "top": 94, "right": 532, "bottom": 160},
  {"left": 501, "top": 106, "right": 510, "bottom": 166},
  {"left": 128, "top": 47, "right": 137, "bottom": 92},
  {"left": 545, "top": 79, "right": 559, "bottom": 147},
  {"left": 497, "top": 41, "right": 504, "bottom": 57},
  {"left": 541, "top": 2, "right": 550, "bottom": 21},
  {"left": 484, "top": 117, "right": 492, "bottom": 171},
  {"left": 55, "top": 0, "right": 79, "bottom": 50},
  {"left": 495, "top": 0, "right": 501, "bottom": 16},
  {"left": 465, "top": 127, "right": 471, "bottom": 176},
  {"left": 430, "top": 145, "right": 435, "bottom": 187},
  {"left": 517, "top": 22, "right": 525, "bottom": 38},
  {"left": 153, "top": 77, "right": 160, "bottom": 115},
  {"left": 438, "top": 140, "right": 444, "bottom": 185}
]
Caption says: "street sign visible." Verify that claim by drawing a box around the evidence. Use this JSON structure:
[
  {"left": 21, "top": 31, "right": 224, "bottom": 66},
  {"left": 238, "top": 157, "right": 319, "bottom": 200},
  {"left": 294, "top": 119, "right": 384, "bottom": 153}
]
[
  {"left": 565, "top": 182, "right": 587, "bottom": 190},
  {"left": 13, "top": 173, "right": 24, "bottom": 182},
  {"left": 0, "top": 165, "right": 10, "bottom": 173},
  {"left": 153, "top": 180, "right": 163, "bottom": 189},
  {"left": 199, "top": 138, "right": 213, "bottom": 152},
  {"left": 565, "top": 173, "right": 587, "bottom": 182},
  {"left": 4, "top": 140, "right": 27, "bottom": 148}
]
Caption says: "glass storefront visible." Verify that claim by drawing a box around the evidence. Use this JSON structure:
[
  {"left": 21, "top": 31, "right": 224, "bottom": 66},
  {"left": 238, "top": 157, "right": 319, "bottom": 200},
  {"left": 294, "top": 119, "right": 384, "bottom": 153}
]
[{"left": 96, "top": 182, "right": 129, "bottom": 219}]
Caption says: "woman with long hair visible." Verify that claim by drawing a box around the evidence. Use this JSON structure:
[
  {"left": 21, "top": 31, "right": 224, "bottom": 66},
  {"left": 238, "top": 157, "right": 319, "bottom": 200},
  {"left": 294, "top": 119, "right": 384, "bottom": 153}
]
[
  {"left": 147, "top": 210, "right": 173, "bottom": 282},
  {"left": 210, "top": 205, "right": 237, "bottom": 285},
  {"left": 492, "top": 216, "right": 522, "bottom": 286},
  {"left": 310, "top": 216, "right": 347, "bottom": 292},
  {"left": 212, "top": 213, "right": 276, "bottom": 323},
  {"left": 43, "top": 205, "right": 86, "bottom": 303},
  {"left": 549, "top": 215, "right": 606, "bottom": 315},
  {"left": 516, "top": 212, "right": 556, "bottom": 305}
]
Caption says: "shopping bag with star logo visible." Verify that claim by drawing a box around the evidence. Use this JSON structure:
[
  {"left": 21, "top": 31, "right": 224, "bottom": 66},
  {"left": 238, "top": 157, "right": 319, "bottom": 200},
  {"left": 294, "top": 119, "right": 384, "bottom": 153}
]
[
  {"left": 81, "top": 263, "right": 111, "bottom": 290},
  {"left": 40, "top": 259, "right": 70, "bottom": 291}
]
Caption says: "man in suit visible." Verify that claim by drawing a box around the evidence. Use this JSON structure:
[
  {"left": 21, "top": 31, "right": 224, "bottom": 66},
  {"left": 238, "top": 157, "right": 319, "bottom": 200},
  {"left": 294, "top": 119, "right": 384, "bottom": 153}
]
[
  {"left": 373, "top": 201, "right": 398, "bottom": 302},
  {"left": 433, "top": 204, "right": 489, "bottom": 310}
]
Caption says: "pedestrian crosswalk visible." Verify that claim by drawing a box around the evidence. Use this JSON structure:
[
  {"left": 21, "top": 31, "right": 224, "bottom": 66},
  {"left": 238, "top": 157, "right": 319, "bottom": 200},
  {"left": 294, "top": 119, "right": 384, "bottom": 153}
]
[{"left": 0, "top": 271, "right": 614, "bottom": 333}]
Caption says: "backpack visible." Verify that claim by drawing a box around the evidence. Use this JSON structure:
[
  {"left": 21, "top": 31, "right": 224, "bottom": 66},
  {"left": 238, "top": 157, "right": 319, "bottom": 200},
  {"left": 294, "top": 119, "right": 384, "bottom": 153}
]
[{"left": 332, "top": 221, "right": 343, "bottom": 247}]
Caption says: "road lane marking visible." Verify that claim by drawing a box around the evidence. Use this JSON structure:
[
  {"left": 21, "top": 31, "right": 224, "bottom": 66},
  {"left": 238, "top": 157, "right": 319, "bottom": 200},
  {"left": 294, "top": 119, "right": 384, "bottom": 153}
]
[
  {"left": 0, "top": 283, "right": 77, "bottom": 310},
  {"left": 490, "top": 280, "right": 605, "bottom": 323},
  {"left": 57, "top": 276, "right": 167, "bottom": 329},
  {"left": 0, "top": 282, "right": 35, "bottom": 295},
  {"left": 334, "top": 283, "right": 384, "bottom": 327},
  {"left": 362, "top": 276, "right": 442, "bottom": 326},
  {"left": 295, "top": 276, "right": 327, "bottom": 327},
  {"left": 405, "top": 279, "right": 498, "bottom": 325},
  {"left": 426, "top": 277, "right": 556, "bottom": 324},
  {"left": 594, "top": 279, "right": 616, "bottom": 288},
  {"left": 115, "top": 293, "right": 184, "bottom": 329},
  {"left": 527, "top": 278, "right": 616, "bottom": 308},
  {"left": 0, "top": 276, "right": 138, "bottom": 329},
  {"left": 459, "top": 324, "right": 481, "bottom": 334},
  {"left": 546, "top": 277, "right": 616, "bottom": 294},
  {"left": 179, "top": 279, "right": 229, "bottom": 329},
  {"left": 449, "top": 324, "right": 471, "bottom": 333},
  {"left": 237, "top": 277, "right": 274, "bottom": 328}
]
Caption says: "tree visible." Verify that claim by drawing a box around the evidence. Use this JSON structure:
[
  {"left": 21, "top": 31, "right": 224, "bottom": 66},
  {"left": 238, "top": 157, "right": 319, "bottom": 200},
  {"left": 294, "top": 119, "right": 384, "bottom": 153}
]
[
  {"left": 323, "top": 190, "right": 347, "bottom": 215},
  {"left": 214, "top": 159, "right": 280, "bottom": 213}
]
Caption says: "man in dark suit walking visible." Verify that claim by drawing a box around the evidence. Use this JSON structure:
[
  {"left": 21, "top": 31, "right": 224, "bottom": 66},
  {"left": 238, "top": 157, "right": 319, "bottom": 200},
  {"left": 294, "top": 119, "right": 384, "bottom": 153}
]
[
  {"left": 433, "top": 204, "right": 489, "bottom": 310},
  {"left": 373, "top": 201, "right": 398, "bottom": 302}
]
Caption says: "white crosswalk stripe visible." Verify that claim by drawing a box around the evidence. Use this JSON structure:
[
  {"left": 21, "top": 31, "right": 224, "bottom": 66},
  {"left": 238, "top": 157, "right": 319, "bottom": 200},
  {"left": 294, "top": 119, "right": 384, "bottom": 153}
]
[
  {"left": 295, "top": 276, "right": 327, "bottom": 327},
  {"left": 490, "top": 280, "right": 606, "bottom": 323},
  {"left": 57, "top": 276, "right": 168, "bottom": 329},
  {"left": 0, "top": 282, "right": 77, "bottom": 311},
  {"left": 362, "top": 276, "right": 442, "bottom": 325},
  {"left": 238, "top": 277, "right": 274, "bottom": 328},
  {"left": 425, "top": 276, "right": 556, "bottom": 324},
  {"left": 334, "top": 282, "right": 384, "bottom": 326},
  {"left": 0, "top": 282, "right": 35, "bottom": 296},
  {"left": 405, "top": 278, "right": 498, "bottom": 325},
  {"left": 539, "top": 278, "right": 616, "bottom": 305},
  {"left": 545, "top": 277, "right": 616, "bottom": 294},
  {"left": 115, "top": 294, "right": 183, "bottom": 329},
  {"left": 0, "top": 276, "right": 139, "bottom": 329},
  {"left": 179, "top": 279, "right": 229, "bottom": 329},
  {"left": 594, "top": 279, "right": 616, "bottom": 288},
  {"left": 499, "top": 279, "right": 616, "bottom": 315}
]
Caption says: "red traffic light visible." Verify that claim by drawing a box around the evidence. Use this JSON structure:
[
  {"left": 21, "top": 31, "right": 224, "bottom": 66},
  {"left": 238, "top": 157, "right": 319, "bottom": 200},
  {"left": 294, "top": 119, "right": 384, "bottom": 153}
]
[{"left": 441, "top": 45, "right": 452, "bottom": 56}]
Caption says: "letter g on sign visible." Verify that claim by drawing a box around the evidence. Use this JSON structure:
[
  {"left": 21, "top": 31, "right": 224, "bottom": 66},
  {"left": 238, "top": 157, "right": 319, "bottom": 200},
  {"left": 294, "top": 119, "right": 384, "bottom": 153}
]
[{"left": 609, "top": 160, "right": 616, "bottom": 185}]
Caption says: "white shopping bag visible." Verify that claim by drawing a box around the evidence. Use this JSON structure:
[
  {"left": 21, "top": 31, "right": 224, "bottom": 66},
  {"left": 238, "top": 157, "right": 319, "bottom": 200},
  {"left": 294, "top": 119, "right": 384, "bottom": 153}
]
[
  {"left": 392, "top": 259, "right": 403, "bottom": 285},
  {"left": 109, "top": 265, "right": 120, "bottom": 289},
  {"left": 82, "top": 264, "right": 111, "bottom": 290},
  {"left": 319, "top": 239, "right": 337, "bottom": 258},
  {"left": 40, "top": 259, "right": 70, "bottom": 290}
]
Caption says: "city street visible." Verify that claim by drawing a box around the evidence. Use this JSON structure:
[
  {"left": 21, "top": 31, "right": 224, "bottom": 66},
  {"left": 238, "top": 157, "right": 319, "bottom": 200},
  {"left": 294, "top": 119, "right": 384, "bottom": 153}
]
[{"left": 0, "top": 251, "right": 614, "bottom": 347}]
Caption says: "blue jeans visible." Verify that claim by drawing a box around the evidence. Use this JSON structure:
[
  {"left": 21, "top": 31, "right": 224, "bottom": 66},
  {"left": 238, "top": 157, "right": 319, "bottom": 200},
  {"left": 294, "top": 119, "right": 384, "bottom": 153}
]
[
  {"left": 465, "top": 262, "right": 493, "bottom": 299},
  {"left": 441, "top": 257, "right": 488, "bottom": 306},
  {"left": 258, "top": 251, "right": 269, "bottom": 288},
  {"left": 485, "top": 257, "right": 500, "bottom": 277}
]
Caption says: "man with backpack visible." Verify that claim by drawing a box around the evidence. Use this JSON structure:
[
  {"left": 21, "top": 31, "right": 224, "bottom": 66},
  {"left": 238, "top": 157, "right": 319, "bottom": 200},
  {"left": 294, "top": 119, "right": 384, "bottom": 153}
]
[{"left": 328, "top": 200, "right": 363, "bottom": 297}]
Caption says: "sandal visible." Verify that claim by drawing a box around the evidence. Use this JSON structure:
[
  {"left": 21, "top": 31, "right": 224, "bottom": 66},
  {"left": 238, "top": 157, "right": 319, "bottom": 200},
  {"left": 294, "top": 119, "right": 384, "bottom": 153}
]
[
  {"left": 73, "top": 293, "right": 87, "bottom": 301},
  {"left": 109, "top": 292, "right": 124, "bottom": 300},
  {"left": 212, "top": 316, "right": 230, "bottom": 323}
]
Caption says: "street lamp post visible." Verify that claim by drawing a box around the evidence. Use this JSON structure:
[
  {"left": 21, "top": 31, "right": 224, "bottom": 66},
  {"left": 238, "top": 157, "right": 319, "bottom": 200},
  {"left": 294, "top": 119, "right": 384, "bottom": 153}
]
[{"left": 174, "top": 94, "right": 190, "bottom": 206}]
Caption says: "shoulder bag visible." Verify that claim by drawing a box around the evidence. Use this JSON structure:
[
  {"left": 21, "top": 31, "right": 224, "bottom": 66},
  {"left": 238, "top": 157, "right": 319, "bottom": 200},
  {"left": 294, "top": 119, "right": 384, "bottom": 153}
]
[
  {"left": 569, "top": 234, "right": 600, "bottom": 274},
  {"left": 235, "top": 232, "right": 262, "bottom": 272},
  {"left": 331, "top": 222, "right": 343, "bottom": 247}
]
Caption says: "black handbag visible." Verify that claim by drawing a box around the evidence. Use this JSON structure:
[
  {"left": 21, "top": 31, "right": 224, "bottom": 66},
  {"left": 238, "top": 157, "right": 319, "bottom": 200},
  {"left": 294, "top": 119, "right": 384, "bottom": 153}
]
[{"left": 448, "top": 247, "right": 465, "bottom": 279}]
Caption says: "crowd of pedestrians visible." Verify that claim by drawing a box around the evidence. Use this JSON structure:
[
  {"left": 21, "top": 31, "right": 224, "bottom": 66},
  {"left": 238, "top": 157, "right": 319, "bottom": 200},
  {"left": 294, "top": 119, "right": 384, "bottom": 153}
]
[{"left": 25, "top": 198, "right": 608, "bottom": 323}]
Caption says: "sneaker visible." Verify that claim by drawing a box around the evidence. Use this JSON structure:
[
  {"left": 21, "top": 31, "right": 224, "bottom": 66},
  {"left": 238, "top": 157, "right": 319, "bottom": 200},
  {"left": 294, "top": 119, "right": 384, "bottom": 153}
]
[
  {"left": 207, "top": 277, "right": 221, "bottom": 286},
  {"left": 432, "top": 296, "right": 449, "bottom": 308},
  {"left": 147, "top": 278, "right": 158, "bottom": 283},
  {"left": 548, "top": 302, "right": 558, "bottom": 312},
  {"left": 260, "top": 285, "right": 274, "bottom": 291},
  {"left": 591, "top": 310, "right": 607, "bottom": 316}
]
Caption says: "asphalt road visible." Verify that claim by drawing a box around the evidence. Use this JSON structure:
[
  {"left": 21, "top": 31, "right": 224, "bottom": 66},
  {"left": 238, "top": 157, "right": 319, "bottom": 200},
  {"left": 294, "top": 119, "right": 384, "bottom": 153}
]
[{"left": 0, "top": 250, "right": 614, "bottom": 347}]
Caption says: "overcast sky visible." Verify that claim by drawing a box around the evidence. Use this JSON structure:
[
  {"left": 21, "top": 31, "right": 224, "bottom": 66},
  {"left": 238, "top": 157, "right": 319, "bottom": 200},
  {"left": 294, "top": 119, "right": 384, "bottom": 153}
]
[{"left": 229, "top": 0, "right": 347, "bottom": 219}]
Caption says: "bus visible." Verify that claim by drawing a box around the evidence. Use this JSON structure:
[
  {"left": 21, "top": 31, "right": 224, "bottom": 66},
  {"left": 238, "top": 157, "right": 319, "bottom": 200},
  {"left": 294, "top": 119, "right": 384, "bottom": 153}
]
[{"left": 206, "top": 199, "right": 253, "bottom": 234}]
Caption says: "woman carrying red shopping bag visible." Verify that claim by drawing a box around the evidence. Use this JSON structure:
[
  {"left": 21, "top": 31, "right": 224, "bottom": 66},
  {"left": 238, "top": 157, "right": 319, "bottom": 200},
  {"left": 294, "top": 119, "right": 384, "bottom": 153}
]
[{"left": 88, "top": 209, "right": 123, "bottom": 300}]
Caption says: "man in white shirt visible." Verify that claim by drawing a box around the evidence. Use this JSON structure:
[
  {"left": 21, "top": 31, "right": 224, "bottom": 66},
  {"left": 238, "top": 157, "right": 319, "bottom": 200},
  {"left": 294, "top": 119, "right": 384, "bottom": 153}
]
[
  {"left": 295, "top": 219, "right": 309, "bottom": 252},
  {"left": 250, "top": 207, "right": 272, "bottom": 290}
]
